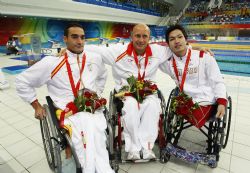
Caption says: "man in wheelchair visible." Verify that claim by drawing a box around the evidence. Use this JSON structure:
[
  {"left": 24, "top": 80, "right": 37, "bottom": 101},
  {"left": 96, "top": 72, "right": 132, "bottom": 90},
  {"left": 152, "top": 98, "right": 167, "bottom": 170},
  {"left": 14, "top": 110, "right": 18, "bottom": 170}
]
[
  {"left": 162, "top": 24, "right": 227, "bottom": 127},
  {"left": 16, "top": 23, "right": 114, "bottom": 173},
  {"left": 87, "top": 24, "right": 170, "bottom": 161},
  {"left": 159, "top": 24, "right": 229, "bottom": 167}
]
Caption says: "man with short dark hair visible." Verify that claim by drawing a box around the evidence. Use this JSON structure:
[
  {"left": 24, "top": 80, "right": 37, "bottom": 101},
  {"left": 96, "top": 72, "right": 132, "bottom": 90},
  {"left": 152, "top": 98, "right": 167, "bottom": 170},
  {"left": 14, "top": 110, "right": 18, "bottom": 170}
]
[
  {"left": 16, "top": 23, "right": 114, "bottom": 173},
  {"left": 160, "top": 24, "right": 227, "bottom": 128}
]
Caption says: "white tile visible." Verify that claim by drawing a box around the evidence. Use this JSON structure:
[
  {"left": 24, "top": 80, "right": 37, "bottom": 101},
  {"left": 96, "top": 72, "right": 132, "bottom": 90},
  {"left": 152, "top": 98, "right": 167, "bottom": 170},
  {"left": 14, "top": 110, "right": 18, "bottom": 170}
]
[
  {"left": 222, "top": 141, "right": 233, "bottom": 154},
  {"left": 232, "top": 142, "right": 250, "bottom": 160},
  {"left": 16, "top": 146, "right": 45, "bottom": 169},
  {"left": 29, "top": 132, "right": 43, "bottom": 145},
  {"left": 119, "top": 163, "right": 132, "bottom": 172},
  {"left": 127, "top": 162, "right": 164, "bottom": 173},
  {"left": 5, "top": 138, "right": 37, "bottom": 157},
  {"left": 4, "top": 114, "right": 26, "bottom": 125},
  {"left": 235, "top": 116, "right": 250, "bottom": 126},
  {"left": 0, "top": 109, "right": 19, "bottom": 120},
  {"left": 163, "top": 157, "right": 197, "bottom": 173},
  {"left": 11, "top": 118, "right": 35, "bottom": 130},
  {"left": 19, "top": 123, "right": 41, "bottom": 137},
  {"left": 196, "top": 165, "right": 229, "bottom": 173},
  {"left": 0, "top": 125, "right": 18, "bottom": 138},
  {"left": 0, "top": 147, "right": 13, "bottom": 164},
  {"left": 234, "top": 123, "right": 250, "bottom": 136},
  {"left": 27, "top": 158, "right": 54, "bottom": 173},
  {"left": 0, "top": 158, "right": 26, "bottom": 173},
  {"left": 161, "top": 166, "right": 185, "bottom": 173},
  {"left": 0, "top": 130, "right": 26, "bottom": 147},
  {"left": 217, "top": 152, "right": 231, "bottom": 171},
  {"left": 0, "top": 118, "right": 8, "bottom": 128},
  {"left": 233, "top": 132, "right": 250, "bottom": 147},
  {"left": 230, "top": 156, "right": 250, "bottom": 173}
]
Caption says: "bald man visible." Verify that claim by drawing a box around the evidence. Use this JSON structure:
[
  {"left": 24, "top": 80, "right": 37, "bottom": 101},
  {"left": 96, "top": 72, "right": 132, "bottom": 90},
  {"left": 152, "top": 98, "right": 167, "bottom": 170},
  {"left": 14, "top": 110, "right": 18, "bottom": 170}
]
[{"left": 85, "top": 24, "right": 172, "bottom": 160}]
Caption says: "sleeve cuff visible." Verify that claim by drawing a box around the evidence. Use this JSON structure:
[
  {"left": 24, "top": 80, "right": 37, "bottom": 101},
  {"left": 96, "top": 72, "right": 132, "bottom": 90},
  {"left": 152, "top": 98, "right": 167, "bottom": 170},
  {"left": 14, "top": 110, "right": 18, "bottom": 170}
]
[
  {"left": 216, "top": 98, "right": 227, "bottom": 107},
  {"left": 30, "top": 99, "right": 38, "bottom": 105}
]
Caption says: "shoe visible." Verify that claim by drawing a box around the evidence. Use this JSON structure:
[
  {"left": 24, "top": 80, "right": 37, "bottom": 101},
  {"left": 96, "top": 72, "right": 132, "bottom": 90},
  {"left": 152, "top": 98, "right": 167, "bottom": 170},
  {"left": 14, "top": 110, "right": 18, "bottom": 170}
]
[
  {"left": 127, "top": 151, "right": 140, "bottom": 160},
  {"left": 142, "top": 149, "right": 156, "bottom": 160},
  {"left": 0, "top": 81, "right": 10, "bottom": 90}
]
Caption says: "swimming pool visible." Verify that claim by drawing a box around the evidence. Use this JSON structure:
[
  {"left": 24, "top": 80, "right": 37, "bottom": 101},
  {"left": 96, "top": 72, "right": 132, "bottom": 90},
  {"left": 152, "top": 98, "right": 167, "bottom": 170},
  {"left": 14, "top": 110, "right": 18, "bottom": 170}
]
[{"left": 213, "top": 49, "right": 250, "bottom": 77}]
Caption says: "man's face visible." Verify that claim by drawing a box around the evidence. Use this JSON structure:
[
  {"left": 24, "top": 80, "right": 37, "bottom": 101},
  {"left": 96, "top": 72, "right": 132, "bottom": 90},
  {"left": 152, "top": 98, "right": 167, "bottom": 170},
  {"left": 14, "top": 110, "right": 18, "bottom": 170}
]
[
  {"left": 168, "top": 29, "right": 187, "bottom": 56},
  {"left": 64, "top": 27, "right": 85, "bottom": 54},
  {"left": 131, "top": 26, "right": 150, "bottom": 55}
]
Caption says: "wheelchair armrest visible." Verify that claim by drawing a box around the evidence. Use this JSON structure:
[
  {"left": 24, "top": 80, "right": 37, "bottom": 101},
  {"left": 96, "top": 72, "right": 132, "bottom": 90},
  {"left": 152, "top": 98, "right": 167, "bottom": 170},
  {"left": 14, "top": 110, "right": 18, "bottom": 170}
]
[{"left": 112, "top": 89, "right": 124, "bottom": 113}]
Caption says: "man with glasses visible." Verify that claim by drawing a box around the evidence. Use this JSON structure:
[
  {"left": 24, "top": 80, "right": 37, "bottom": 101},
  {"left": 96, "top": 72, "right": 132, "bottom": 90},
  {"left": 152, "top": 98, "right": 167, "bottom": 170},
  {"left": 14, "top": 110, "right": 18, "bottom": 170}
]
[{"left": 16, "top": 23, "right": 114, "bottom": 173}]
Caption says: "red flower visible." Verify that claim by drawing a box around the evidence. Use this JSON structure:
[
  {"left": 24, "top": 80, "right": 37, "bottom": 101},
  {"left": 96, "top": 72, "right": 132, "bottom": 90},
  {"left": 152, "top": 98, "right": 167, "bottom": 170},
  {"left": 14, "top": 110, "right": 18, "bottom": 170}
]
[
  {"left": 100, "top": 98, "right": 107, "bottom": 105},
  {"left": 84, "top": 91, "right": 92, "bottom": 99},
  {"left": 139, "top": 89, "right": 144, "bottom": 97},
  {"left": 85, "top": 100, "right": 92, "bottom": 107},
  {"left": 94, "top": 100, "right": 102, "bottom": 110},
  {"left": 186, "top": 99, "right": 194, "bottom": 108},
  {"left": 149, "top": 84, "right": 158, "bottom": 90},
  {"left": 171, "top": 91, "right": 198, "bottom": 118},
  {"left": 176, "top": 107, "right": 189, "bottom": 116}
]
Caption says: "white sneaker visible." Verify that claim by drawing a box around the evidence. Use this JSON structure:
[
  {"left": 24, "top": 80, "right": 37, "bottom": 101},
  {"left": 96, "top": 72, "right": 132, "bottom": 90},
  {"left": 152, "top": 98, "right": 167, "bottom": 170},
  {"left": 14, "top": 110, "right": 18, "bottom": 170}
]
[
  {"left": 127, "top": 151, "right": 140, "bottom": 160},
  {"left": 142, "top": 149, "right": 156, "bottom": 160},
  {"left": 0, "top": 81, "right": 10, "bottom": 90}
]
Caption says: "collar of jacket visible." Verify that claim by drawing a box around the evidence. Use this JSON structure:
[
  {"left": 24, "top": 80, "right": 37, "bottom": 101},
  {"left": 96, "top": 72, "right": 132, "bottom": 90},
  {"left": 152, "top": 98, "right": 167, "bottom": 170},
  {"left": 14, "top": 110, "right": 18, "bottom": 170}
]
[
  {"left": 172, "top": 48, "right": 189, "bottom": 61},
  {"left": 126, "top": 42, "right": 152, "bottom": 58},
  {"left": 66, "top": 49, "right": 84, "bottom": 60}
]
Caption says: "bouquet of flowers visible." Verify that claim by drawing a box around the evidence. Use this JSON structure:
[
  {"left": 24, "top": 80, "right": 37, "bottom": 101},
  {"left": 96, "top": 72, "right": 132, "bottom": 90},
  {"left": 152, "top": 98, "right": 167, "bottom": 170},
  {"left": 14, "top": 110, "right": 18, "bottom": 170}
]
[
  {"left": 115, "top": 75, "right": 158, "bottom": 103},
  {"left": 56, "top": 89, "right": 106, "bottom": 128},
  {"left": 74, "top": 89, "right": 107, "bottom": 113},
  {"left": 170, "top": 91, "right": 199, "bottom": 123}
]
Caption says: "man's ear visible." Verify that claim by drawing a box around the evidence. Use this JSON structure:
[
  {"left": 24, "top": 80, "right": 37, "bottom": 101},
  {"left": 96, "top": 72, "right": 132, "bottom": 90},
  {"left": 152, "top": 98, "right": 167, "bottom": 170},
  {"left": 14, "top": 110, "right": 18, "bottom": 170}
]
[{"left": 63, "top": 36, "right": 67, "bottom": 43}]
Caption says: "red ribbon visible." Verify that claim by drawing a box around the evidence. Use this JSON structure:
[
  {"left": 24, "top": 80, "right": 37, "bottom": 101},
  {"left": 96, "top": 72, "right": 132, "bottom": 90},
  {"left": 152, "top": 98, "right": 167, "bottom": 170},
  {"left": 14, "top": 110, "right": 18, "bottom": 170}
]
[
  {"left": 65, "top": 52, "right": 86, "bottom": 97},
  {"left": 172, "top": 49, "right": 191, "bottom": 92}
]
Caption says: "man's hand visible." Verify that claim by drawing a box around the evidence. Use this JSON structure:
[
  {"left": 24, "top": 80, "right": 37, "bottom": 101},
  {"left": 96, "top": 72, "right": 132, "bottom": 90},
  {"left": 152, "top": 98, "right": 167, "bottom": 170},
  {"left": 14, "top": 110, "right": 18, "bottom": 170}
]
[
  {"left": 193, "top": 46, "right": 214, "bottom": 56},
  {"left": 31, "top": 100, "right": 46, "bottom": 120},
  {"left": 216, "top": 104, "right": 226, "bottom": 119},
  {"left": 57, "top": 48, "right": 66, "bottom": 57}
]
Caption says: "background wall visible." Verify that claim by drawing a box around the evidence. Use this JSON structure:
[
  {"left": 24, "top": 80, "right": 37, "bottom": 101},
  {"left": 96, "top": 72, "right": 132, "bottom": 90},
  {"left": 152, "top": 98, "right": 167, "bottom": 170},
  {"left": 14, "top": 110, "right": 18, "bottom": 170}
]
[
  {"left": 0, "top": 16, "right": 167, "bottom": 52},
  {"left": 0, "top": 0, "right": 162, "bottom": 25}
]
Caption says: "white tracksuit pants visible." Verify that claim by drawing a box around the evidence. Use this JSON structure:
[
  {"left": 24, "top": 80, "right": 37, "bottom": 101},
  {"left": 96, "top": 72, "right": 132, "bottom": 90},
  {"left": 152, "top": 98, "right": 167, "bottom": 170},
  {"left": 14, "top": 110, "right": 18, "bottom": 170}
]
[
  {"left": 64, "top": 112, "right": 114, "bottom": 173},
  {"left": 122, "top": 95, "right": 161, "bottom": 152}
]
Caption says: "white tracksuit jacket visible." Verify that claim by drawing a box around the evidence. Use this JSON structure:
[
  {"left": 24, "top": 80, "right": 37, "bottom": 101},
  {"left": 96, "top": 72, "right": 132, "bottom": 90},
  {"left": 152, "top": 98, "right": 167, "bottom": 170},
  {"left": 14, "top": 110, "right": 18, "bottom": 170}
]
[
  {"left": 15, "top": 50, "right": 114, "bottom": 173},
  {"left": 85, "top": 43, "right": 172, "bottom": 153},
  {"left": 159, "top": 48, "right": 227, "bottom": 105}
]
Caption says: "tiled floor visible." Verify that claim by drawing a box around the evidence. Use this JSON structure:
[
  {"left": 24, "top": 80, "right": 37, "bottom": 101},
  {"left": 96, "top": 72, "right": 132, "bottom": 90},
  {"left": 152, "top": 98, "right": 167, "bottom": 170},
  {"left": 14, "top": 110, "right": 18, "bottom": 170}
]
[{"left": 1, "top": 53, "right": 250, "bottom": 173}]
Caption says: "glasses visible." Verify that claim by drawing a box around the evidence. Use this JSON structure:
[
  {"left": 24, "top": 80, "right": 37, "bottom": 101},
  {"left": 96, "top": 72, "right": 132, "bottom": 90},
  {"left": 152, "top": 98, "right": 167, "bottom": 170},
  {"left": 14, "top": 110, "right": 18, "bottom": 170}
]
[{"left": 70, "top": 34, "right": 85, "bottom": 40}]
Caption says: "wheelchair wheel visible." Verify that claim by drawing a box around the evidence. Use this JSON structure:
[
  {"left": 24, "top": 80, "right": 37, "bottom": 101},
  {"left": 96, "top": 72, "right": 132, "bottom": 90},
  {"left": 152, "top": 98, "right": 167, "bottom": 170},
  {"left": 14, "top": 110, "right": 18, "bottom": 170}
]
[
  {"left": 164, "top": 88, "right": 184, "bottom": 145},
  {"left": 40, "top": 104, "right": 62, "bottom": 173},
  {"left": 222, "top": 96, "right": 232, "bottom": 148},
  {"left": 109, "top": 90, "right": 123, "bottom": 162},
  {"left": 208, "top": 96, "right": 232, "bottom": 157},
  {"left": 159, "top": 149, "right": 170, "bottom": 163}
]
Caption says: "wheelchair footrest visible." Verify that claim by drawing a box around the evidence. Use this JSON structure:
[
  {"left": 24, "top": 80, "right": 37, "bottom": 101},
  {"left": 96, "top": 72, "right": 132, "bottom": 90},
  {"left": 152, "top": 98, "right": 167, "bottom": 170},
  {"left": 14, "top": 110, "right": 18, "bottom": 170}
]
[{"left": 163, "top": 143, "right": 216, "bottom": 167}]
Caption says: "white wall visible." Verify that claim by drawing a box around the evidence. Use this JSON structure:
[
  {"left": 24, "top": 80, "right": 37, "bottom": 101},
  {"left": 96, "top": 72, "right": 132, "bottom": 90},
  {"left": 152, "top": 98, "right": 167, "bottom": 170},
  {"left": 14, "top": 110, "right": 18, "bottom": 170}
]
[{"left": 0, "top": 0, "right": 162, "bottom": 25}]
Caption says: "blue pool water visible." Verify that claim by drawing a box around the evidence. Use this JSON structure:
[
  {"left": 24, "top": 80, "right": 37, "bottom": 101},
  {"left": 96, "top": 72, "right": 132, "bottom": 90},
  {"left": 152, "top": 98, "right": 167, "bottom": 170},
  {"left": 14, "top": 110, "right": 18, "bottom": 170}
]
[{"left": 213, "top": 49, "right": 250, "bottom": 77}]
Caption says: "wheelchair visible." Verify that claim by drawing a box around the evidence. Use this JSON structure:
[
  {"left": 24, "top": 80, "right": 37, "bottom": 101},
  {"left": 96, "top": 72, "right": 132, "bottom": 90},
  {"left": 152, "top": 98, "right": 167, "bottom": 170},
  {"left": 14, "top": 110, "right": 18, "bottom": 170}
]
[
  {"left": 108, "top": 89, "right": 169, "bottom": 163},
  {"left": 162, "top": 88, "right": 232, "bottom": 168},
  {"left": 40, "top": 96, "right": 119, "bottom": 173}
]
